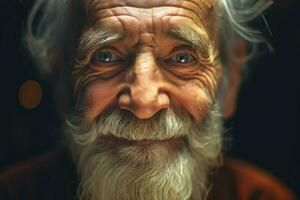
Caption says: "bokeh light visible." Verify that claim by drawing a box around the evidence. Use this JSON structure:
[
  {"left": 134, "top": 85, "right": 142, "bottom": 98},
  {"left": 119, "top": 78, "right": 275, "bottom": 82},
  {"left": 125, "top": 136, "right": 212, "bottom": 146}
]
[{"left": 19, "top": 80, "right": 43, "bottom": 110}]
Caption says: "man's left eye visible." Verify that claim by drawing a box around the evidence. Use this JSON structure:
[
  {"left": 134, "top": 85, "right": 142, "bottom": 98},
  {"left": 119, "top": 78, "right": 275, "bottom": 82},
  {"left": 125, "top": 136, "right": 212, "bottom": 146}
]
[
  {"left": 171, "top": 53, "right": 195, "bottom": 64},
  {"left": 92, "top": 51, "right": 120, "bottom": 64}
]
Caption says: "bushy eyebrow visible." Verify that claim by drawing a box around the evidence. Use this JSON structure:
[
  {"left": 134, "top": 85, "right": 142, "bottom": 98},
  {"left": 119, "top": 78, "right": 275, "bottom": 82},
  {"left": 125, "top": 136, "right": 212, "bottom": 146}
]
[
  {"left": 166, "top": 26, "right": 211, "bottom": 56},
  {"left": 76, "top": 25, "right": 214, "bottom": 61},
  {"left": 77, "top": 27, "right": 125, "bottom": 59}
]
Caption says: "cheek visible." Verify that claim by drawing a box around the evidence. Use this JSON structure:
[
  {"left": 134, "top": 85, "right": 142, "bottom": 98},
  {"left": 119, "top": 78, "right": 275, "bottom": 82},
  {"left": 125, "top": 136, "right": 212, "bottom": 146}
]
[
  {"left": 175, "top": 83, "right": 211, "bottom": 121},
  {"left": 168, "top": 65, "right": 221, "bottom": 121},
  {"left": 81, "top": 79, "right": 121, "bottom": 121}
]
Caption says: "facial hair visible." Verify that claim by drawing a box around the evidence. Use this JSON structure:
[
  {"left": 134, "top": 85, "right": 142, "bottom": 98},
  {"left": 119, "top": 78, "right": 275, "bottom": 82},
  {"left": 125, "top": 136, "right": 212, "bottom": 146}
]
[{"left": 65, "top": 103, "right": 223, "bottom": 200}]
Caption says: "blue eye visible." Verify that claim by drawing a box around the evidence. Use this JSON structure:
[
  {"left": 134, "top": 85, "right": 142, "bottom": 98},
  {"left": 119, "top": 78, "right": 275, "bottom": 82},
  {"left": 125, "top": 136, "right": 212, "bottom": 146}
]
[
  {"left": 174, "top": 53, "right": 194, "bottom": 64},
  {"left": 93, "top": 51, "right": 119, "bottom": 64}
]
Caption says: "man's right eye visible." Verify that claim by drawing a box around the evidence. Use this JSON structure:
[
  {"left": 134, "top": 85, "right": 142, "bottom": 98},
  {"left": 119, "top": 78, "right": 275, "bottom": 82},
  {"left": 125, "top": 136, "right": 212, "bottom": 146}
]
[
  {"left": 88, "top": 50, "right": 127, "bottom": 79},
  {"left": 91, "top": 51, "right": 121, "bottom": 65}
]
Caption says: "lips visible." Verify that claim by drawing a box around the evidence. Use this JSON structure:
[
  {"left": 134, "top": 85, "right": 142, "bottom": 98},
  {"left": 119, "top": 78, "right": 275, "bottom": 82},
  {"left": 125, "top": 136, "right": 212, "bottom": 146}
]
[{"left": 101, "top": 134, "right": 183, "bottom": 150}]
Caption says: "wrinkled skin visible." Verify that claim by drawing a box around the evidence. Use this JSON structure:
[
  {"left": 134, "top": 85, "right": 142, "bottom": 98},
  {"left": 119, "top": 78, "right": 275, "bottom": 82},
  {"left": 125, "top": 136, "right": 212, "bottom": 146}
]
[
  {"left": 68, "top": 2, "right": 224, "bottom": 199},
  {"left": 72, "top": 0, "right": 222, "bottom": 124}
]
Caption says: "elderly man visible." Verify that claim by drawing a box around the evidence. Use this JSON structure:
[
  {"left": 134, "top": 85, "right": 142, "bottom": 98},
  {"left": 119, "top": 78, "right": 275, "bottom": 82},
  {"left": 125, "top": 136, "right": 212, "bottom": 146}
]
[{"left": 0, "top": 0, "right": 297, "bottom": 199}]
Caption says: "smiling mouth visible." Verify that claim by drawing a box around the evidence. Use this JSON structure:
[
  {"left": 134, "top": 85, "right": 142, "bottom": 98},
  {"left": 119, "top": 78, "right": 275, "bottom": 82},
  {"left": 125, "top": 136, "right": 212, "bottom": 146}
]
[{"left": 101, "top": 134, "right": 183, "bottom": 149}]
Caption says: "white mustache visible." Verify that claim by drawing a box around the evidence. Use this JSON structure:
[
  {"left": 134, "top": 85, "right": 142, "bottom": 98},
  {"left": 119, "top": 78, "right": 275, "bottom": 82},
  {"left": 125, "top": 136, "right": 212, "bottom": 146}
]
[{"left": 66, "top": 108, "right": 196, "bottom": 145}]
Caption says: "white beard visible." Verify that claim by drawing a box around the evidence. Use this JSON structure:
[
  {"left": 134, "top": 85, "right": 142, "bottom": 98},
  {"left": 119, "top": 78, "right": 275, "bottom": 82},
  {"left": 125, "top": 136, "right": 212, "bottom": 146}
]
[{"left": 65, "top": 103, "right": 223, "bottom": 200}]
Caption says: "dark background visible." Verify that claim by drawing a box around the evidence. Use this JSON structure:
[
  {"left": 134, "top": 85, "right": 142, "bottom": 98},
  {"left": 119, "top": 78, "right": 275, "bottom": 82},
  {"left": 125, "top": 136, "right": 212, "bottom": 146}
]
[{"left": 0, "top": 0, "right": 299, "bottom": 198}]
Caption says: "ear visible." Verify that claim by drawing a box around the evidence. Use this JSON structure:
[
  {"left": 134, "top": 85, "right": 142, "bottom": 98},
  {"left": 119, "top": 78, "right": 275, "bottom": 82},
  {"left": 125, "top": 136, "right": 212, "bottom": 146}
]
[{"left": 223, "top": 39, "right": 246, "bottom": 118}]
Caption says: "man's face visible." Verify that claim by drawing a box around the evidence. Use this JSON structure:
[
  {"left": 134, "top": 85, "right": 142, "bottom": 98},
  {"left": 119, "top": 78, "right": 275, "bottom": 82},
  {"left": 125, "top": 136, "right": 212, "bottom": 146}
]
[
  {"left": 73, "top": 0, "right": 221, "bottom": 122},
  {"left": 67, "top": 0, "right": 223, "bottom": 199}
]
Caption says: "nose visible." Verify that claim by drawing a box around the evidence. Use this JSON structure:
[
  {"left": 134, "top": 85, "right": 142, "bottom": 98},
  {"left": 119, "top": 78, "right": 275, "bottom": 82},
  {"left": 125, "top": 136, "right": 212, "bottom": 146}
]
[{"left": 118, "top": 52, "right": 170, "bottom": 119}]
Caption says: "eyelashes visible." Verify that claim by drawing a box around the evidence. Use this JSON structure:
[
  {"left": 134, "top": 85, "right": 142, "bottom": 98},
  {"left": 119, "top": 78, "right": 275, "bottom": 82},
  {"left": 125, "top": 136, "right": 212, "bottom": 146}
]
[
  {"left": 90, "top": 50, "right": 125, "bottom": 68},
  {"left": 72, "top": 45, "right": 218, "bottom": 100},
  {"left": 75, "top": 44, "right": 215, "bottom": 69}
]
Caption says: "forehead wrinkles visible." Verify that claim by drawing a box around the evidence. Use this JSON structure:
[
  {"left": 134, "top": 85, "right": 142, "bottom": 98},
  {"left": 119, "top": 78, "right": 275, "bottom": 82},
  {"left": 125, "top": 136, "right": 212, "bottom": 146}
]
[
  {"left": 86, "top": 0, "right": 216, "bottom": 28},
  {"left": 87, "top": 0, "right": 215, "bottom": 9}
]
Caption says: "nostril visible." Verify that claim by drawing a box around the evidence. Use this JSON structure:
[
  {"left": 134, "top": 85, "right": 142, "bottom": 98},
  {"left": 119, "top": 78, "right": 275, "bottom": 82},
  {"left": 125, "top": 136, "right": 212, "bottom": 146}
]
[
  {"left": 119, "top": 93, "right": 131, "bottom": 109},
  {"left": 158, "top": 93, "right": 170, "bottom": 109},
  {"left": 118, "top": 87, "right": 131, "bottom": 110}
]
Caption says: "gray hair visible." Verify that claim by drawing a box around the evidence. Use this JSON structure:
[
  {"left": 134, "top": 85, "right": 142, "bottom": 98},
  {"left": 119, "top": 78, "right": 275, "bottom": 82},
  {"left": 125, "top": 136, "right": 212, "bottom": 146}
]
[
  {"left": 26, "top": 0, "right": 272, "bottom": 72},
  {"left": 25, "top": 0, "right": 272, "bottom": 106}
]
